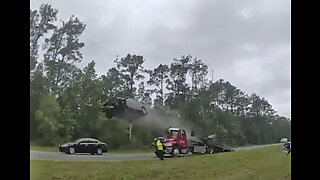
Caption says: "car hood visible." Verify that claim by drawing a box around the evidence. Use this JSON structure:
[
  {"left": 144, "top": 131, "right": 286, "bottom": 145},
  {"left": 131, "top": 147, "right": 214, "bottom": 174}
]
[{"left": 100, "top": 142, "right": 108, "bottom": 146}]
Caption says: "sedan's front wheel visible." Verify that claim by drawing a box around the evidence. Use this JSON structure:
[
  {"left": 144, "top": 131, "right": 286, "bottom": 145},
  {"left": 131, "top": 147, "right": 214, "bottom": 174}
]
[
  {"left": 69, "top": 147, "right": 75, "bottom": 155},
  {"left": 97, "top": 148, "right": 103, "bottom": 155}
]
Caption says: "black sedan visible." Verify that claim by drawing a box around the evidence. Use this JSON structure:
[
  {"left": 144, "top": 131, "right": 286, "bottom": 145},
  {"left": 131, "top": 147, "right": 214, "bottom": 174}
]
[{"left": 58, "top": 138, "right": 108, "bottom": 155}]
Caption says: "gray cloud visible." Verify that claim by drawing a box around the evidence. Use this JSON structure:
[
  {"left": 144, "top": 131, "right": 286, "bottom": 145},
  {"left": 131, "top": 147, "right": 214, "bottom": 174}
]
[{"left": 31, "top": 0, "right": 291, "bottom": 118}]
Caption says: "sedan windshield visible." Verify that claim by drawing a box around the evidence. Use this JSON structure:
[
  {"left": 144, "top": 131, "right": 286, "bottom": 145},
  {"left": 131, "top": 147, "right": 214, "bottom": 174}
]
[{"left": 74, "top": 139, "right": 83, "bottom": 143}]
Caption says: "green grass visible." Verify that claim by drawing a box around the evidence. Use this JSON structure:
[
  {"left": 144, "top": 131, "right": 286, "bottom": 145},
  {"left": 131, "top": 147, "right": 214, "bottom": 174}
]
[
  {"left": 30, "top": 145, "right": 153, "bottom": 154},
  {"left": 31, "top": 146, "right": 59, "bottom": 152},
  {"left": 30, "top": 145, "right": 290, "bottom": 180}
]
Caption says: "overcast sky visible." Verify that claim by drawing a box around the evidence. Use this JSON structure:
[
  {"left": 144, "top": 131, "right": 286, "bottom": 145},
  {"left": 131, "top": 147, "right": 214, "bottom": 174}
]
[{"left": 30, "top": 0, "right": 291, "bottom": 119}]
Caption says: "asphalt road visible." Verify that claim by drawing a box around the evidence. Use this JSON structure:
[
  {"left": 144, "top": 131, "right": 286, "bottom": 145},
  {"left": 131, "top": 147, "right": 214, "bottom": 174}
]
[{"left": 30, "top": 143, "right": 282, "bottom": 161}]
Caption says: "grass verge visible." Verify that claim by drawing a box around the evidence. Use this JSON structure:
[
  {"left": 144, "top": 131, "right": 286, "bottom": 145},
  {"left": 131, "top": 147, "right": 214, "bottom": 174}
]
[
  {"left": 30, "top": 146, "right": 58, "bottom": 152},
  {"left": 30, "top": 145, "right": 290, "bottom": 180}
]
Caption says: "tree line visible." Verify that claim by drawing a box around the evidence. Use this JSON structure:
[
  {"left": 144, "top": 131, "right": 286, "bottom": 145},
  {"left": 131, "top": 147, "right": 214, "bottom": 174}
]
[{"left": 30, "top": 4, "right": 291, "bottom": 148}]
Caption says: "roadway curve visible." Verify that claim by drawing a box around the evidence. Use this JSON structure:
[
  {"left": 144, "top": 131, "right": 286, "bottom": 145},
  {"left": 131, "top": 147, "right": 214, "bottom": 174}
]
[{"left": 30, "top": 143, "right": 282, "bottom": 161}]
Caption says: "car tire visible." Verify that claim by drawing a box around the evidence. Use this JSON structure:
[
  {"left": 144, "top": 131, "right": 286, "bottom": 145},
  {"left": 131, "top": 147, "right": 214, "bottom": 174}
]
[
  {"left": 97, "top": 148, "right": 103, "bottom": 155},
  {"left": 210, "top": 149, "right": 215, "bottom": 154},
  {"left": 206, "top": 148, "right": 214, "bottom": 154},
  {"left": 186, "top": 148, "right": 190, "bottom": 154},
  {"left": 106, "top": 115, "right": 112, "bottom": 119},
  {"left": 91, "top": 152, "right": 95, "bottom": 155},
  {"left": 171, "top": 147, "right": 180, "bottom": 157},
  {"left": 69, "top": 147, "right": 75, "bottom": 155}
]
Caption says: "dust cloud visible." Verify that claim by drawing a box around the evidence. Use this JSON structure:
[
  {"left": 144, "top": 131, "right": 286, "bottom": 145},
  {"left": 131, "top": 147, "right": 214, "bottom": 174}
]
[{"left": 132, "top": 108, "right": 201, "bottom": 140}]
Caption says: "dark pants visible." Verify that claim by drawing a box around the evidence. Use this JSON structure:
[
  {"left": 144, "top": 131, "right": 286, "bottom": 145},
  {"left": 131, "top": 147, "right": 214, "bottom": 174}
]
[
  {"left": 287, "top": 149, "right": 291, "bottom": 155},
  {"left": 155, "top": 150, "right": 164, "bottom": 160}
]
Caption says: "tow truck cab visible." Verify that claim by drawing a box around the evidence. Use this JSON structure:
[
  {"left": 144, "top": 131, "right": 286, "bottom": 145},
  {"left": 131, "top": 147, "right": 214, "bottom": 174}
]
[
  {"left": 165, "top": 128, "right": 187, "bottom": 146},
  {"left": 163, "top": 128, "right": 193, "bottom": 156}
]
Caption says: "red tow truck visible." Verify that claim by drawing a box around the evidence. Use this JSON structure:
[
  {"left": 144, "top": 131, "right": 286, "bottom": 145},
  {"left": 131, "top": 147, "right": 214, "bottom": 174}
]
[{"left": 155, "top": 127, "right": 234, "bottom": 157}]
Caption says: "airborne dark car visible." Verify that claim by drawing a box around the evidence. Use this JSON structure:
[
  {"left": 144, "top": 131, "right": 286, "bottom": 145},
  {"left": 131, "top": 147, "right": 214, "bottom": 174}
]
[
  {"left": 58, "top": 138, "right": 108, "bottom": 155},
  {"left": 103, "top": 98, "right": 148, "bottom": 119}
]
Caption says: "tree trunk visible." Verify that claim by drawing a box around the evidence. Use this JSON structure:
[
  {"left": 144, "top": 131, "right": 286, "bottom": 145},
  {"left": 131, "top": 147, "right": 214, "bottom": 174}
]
[
  {"left": 129, "top": 122, "right": 132, "bottom": 141},
  {"left": 54, "top": 56, "right": 65, "bottom": 93},
  {"left": 160, "top": 78, "right": 164, "bottom": 106},
  {"left": 130, "top": 73, "right": 134, "bottom": 98}
]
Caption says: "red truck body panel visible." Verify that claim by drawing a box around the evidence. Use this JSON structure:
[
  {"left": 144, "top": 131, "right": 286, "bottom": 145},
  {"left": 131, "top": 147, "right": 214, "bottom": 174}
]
[{"left": 164, "top": 129, "right": 188, "bottom": 149}]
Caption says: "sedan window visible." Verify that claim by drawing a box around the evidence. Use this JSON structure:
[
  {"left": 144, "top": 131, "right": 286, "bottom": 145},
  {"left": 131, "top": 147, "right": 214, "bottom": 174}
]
[{"left": 79, "top": 140, "right": 89, "bottom": 144}]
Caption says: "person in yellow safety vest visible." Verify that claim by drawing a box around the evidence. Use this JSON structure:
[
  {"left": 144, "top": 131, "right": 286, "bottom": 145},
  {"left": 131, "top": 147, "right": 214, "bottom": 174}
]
[{"left": 155, "top": 138, "right": 165, "bottom": 160}]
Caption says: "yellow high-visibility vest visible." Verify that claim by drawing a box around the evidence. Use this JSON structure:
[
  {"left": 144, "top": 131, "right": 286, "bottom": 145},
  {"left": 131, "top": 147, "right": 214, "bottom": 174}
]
[{"left": 156, "top": 140, "right": 163, "bottom": 150}]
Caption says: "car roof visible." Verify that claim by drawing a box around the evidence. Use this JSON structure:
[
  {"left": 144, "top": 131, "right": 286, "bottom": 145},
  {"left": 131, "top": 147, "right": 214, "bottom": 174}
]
[
  {"left": 77, "top": 138, "right": 99, "bottom": 141},
  {"left": 168, "top": 128, "right": 180, "bottom": 131}
]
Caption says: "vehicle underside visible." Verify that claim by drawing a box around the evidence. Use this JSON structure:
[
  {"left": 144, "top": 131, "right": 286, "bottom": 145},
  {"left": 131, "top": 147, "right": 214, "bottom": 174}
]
[{"left": 103, "top": 98, "right": 147, "bottom": 120}]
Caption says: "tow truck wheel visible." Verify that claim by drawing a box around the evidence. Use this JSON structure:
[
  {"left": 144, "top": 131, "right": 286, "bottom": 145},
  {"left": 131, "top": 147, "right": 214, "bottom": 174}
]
[
  {"left": 190, "top": 147, "right": 197, "bottom": 154},
  {"left": 186, "top": 148, "right": 190, "bottom": 154},
  {"left": 172, "top": 147, "right": 180, "bottom": 157},
  {"left": 207, "top": 148, "right": 214, "bottom": 154},
  {"left": 210, "top": 149, "right": 214, "bottom": 154}
]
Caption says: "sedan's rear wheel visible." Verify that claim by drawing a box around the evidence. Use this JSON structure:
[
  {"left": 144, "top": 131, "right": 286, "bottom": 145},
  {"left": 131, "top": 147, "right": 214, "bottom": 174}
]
[
  {"left": 69, "top": 147, "right": 75, "bottom": 155},
  {"left": 97, "top": 148, "right": 103, "bottom": 155}
]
